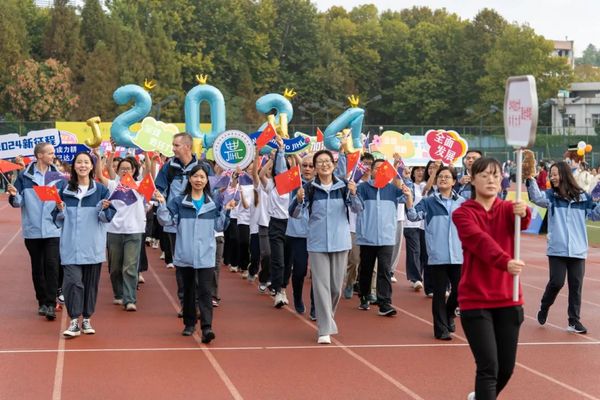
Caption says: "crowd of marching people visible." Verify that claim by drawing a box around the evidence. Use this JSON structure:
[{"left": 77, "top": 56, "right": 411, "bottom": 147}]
[{"left": 4, "top": 133, "right": 600, "bottom": 400}]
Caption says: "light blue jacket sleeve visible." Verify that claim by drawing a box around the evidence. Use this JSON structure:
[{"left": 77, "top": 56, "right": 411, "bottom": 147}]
[
  {"left": 335, "top": 152, "right": 347, "bottom": 179},
  {"left": 588, "top": 200, "right": 600, "bottom": 221},
  {"left": 347, "top": 192, "right": 363, "bottom": 213},
  {"left": 526, "top": 178, "right": 550, "bottom": 208},
  {"left": 274, "top": 149, "right": 287, "bottom": 175},
  {"left": 214, "top": 207, "right": 231, "bottom": 232},
  {"left": 157, "top": 197, "right": 179, "bottom": 227},
  {"left": 406, "top": 200, "right": 427, "bottom": 222}
]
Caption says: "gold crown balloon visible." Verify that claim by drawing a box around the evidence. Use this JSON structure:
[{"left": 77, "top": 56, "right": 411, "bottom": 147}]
[
  {"left": 283, "top": 88, "right": 297, "bottom": 100},
  {"left": 143, "top": 79, "right": 157, "bottom": 91},
  {"left": 196, "top": 74, "right": 208, "bottom": 85},
  {"left": 348, "top": 95, "right": 360, "bottom": 108}
]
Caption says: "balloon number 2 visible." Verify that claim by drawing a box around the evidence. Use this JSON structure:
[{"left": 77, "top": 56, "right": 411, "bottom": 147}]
[{"left": 111, "top": 85, "right": 152, "bottom": 148}]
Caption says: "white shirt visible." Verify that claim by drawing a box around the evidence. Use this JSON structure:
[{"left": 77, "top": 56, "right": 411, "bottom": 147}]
[
  {"left": 235, "top": 185, "right": 255, "bottom": 225},
  {"left": 106, "top": 180, "right": 147, "bottom": 234},
  {"left": 75, "top": 184, "right": 89, "bottom": 200},
  {"left": 265, "top": 178, "right": 289, "bottom": 220},
  {"left": 404, "top": 181, "right": 425, "bottom": 230},
  {"left": 257, "top": 184, "right": 271, "bottom": 228}
]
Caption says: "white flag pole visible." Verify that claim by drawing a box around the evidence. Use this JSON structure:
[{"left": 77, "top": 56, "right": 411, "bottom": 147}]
[{"left": 513, "top": 148, "right": 523, "bottom": 301}]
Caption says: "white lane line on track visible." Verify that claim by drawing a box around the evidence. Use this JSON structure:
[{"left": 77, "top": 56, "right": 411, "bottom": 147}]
[
  {"left": 2, "top": 340, "right": 600, "bottom": 355},
  {"left": 148, "top": 262, "right": 243, "bottom": 400},
  {"left": 52, "top": 310, "right": 68, "bottom": 400},
  {"left": 0, "top": 228, "right": 22, "bottom": 256}
]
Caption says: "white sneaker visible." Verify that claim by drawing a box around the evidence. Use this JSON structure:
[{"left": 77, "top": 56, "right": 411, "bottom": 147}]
[
  {"left": 152, "top": 239, "right": 159, "bottom": 249},
  {"left": 241, "top": 270, "right": 249, "bottom": 279},
  {"left": 390, "top": 276, "right": 397, "bottom": 283},
  {"left": 229, "top": 266, "right": 239, "bottom": 272},
  {"left": 113, "top": 298, "right": 124, "bottom": 305},
  {"left": 281, "top": 290, "right": 289, "bottom": 305},
  {"left": 412, "top": 281, "right": 423, "bottom": 291},
  {"left": 138, "top": 274, "right": 145, "bottom": 284},
  {"left": 159, "top": 252, "right": 165, "bottom": 260},
  {"left": 467, "top": 392, "right": 476, "bottom": 400},
  {"left": 274, "top": 292, "right": 285, "bottom": 308},
  {"left": 63, "top": 319, "right": 81, "bottom": 337},
  {"left": 125, "top": 303, "right": 137, "bottom": 312},
  {"left": 166, "top": 263, "right": 175, "bottom": 269},
  {"left": 317, "top": 335, "right": 331, "bottom": 344},
  {"left": 81, "top": 318, "right": 95, "bottom": 334}
]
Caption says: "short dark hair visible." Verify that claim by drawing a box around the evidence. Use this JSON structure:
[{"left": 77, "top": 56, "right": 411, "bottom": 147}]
[
  {"left": 312, "top": 150, "right": 334, "bottom": 167},
  {"left": 410, "top": 166, "right": 425, "bottom": 182},
  {"left": 360, "top": 153, "right": 375, "bottom": 163},
  {"left": 465, "top": 150, "right": 483, "bottom": 157},
  {"left": 435, "top": 166, "right": 457, "bottom": 182},
  {"left": 470, "top": 157, "right": 502, "bottom": 199}
]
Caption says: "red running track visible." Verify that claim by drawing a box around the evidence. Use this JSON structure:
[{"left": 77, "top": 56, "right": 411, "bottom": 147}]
[{"left": 0, "top": 195, "right": 599, "bottom": 399}]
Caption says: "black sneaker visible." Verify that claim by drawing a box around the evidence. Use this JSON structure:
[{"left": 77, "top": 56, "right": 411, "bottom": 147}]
[
  {"left": 378, "top": 304, "right": 397, "bottom": 317},
  {"left": 45, "top": 305, "right": 56, "bottom": 321},
  {"left": 448, "top": 317, "right": 456, "bottom": 333},
  {"left": 63, "top": 319, "right": 81, "bottom": 337},
  {"left": 38, "top": 305, "right": 48, "bottom": 316},
  {"left": 358, "top": 296, "right": 370, "bottom": 310},
  {"left": 537, "top": 309, "right": 548, "bottom": 325},
  {"left": 567, "top": 321, "right": 587, "bottom": 334},
  {"left": 201, "top": 329, "right": 215, "bottom": 344},
  {"left": 182, "top": 326, "right": 195, "bottom": 336},
  {"left": 436, "top": 331, "right": 452, "bottom": 341}
]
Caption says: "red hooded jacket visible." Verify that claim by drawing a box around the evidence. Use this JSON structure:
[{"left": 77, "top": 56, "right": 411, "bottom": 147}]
[{"left": 452, "top": 198, "right": 531, "bottom": 311}]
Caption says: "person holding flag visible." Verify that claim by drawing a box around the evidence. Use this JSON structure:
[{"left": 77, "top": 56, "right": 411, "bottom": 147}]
[
  {"left": 355, "top": 159, "right": 409, "bottom": 317},
  {"left": 290, "top": 149, "right": 362, "bottom": 344},
  {"left": 94, "top": 150, "right": 150, "bottom": 311},
  {"left": 451, "top": 157, "right": 530, "bottom": 400},
  {"left": 54, "top": 151, "right": 115, "bottom": 337},
  {"left": 7, "top": 142, "right": 65, "bottom": 321},
  {"left": 155, "top": 164, "right": 236, "bottom": 341}
]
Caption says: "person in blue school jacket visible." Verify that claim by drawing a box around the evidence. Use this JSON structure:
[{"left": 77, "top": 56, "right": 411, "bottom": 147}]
[
  {"left": 7, "top": 142, "right": 66, "bottom": 321},
  {"left": 156, "top": 164, "right": 236, "bottom": 342},
  {"left": 289, "top": 149, "right": 363, "bottom": 344},
  {"left": 355, "top": 159, "right": 411, "bottom": 317},
  {"left": 526, "top": 161, "right": 600, "bottom": 334},
  {"left": 54, "top": 152, "right": 115, "bottom": 338},
  {"left": 405, "top": 166, "right": 465, "bottom": 340}
]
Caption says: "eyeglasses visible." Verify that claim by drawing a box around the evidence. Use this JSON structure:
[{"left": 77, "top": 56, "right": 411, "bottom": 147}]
[
  {"left": 437, "top": 175, "right": 453, "bottom": 181},
  {"left": 315, "top": 160, "right": 333, "bottom": 166},
  {"left": 301, "top": 163, "right": 314, "bottom": 168}
]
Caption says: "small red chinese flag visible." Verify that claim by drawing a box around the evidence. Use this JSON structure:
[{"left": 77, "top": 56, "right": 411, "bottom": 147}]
[
  {"left": 373, "top": 161, "right": 397, "bottom": 188},
  {"left": 0, "top": 159, "right": 22, "bottom": 173},
  {"left": 119, "top": 172, "right": 138, "bottom": 190},
  {"left": 34, "top": 185, "right": 61, "bottom": 202},
  {"left": 316, "top": 128, "right": 324, "bottom": 142},
  {"left": 256, "top": 124, "right": 277, "bottom": 150},
  {"left": 274, "top": 166, "right": 301, "bottom": 195},
  {"left": 136, "top": 173, "right": 156, "bottom": 202},
  {"left": 346, "top": 150, "right": 361, "bottom": 176}
]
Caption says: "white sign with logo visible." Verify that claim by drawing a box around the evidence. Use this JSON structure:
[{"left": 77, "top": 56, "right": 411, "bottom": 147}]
[
  {"left": 504, "top": 75, "right": 538, "bottom": 148},
  {"left": 212, "top": 130, "right": 255, "bottom": 170}
]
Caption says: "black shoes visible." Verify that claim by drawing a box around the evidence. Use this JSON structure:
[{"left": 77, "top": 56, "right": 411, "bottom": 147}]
[
  {"left": 537, "top": 309, "right": 548, "bottom": 325},
  {"left": 182, "top": 326, "right": 195, "bottom": 336},
  {"left": 436, "top": 332, "right": 452, "bottom": 341},
  {"left": 45, "top": 306, "right": 56, "bottom": 321},
  {"left": 378, "top": 304, "right": 397, "bottom": 317},
  {"left": 201, "top": 329, "right": 215, "bottom": 344},
  {"left": 448, "top": 318, "right": 456, "bottom": 333},
  {"left": 38, "top": 305, "right": 47, "bottom": 316}
]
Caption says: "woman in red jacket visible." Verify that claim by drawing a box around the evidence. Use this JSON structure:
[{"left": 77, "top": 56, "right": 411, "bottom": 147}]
[{"left": 452, "top": 157, "right": 531, "bottom": 400}]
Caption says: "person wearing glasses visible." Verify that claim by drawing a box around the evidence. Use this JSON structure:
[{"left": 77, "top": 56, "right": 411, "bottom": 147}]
[
  {"left": 289, "top": 150, "right": 362, "bottom": 344},
  {"left": 405, "top": 166, "right": 464, "bottom": 340}
]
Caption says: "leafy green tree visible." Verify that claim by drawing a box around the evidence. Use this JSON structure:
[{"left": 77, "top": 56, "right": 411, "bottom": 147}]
[
  {"left": 576, "top": 44, "right": 600, "bottom": 66},
  {"left": 3, "top": 58, "right": 79, "bottom": 121},
  {"left": 80, "top": 0, "right": 109, "bottom": 53},
  {"left": 42, "top": 0, "right": 83, "bottom": 72}
]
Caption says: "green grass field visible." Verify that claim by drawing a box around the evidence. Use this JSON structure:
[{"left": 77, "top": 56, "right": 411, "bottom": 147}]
[{"left": 588, "top": 220, "right": 600, "bottom": 247}]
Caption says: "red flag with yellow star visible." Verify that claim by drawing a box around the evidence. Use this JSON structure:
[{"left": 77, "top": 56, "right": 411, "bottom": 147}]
[
  {"left": 274, "top": 166, "right": 301, "bottom": 195},
  {"left": 373, "top": 161, "right": 397, "bottom": 188},
  {"left": 119, "top": 172, "right": 138, "bottom": 190},
  {"left": 136, "top": 173, "right": 156, "bottom": 202},
  {"left": 316, "top": 128, "right": 324, "bottom": 142},
  {"left": 256, "top": 123, "right": 277, "bottom": 150},
  {"left": 33, "top": 185, "right": 61, "bottom": 202},
  {"left": 346, "top": 150, "right": 361, "bottom": 176}
]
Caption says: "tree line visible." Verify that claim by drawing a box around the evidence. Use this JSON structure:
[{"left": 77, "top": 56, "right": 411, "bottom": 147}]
[{"left": 0, "top": 0, "right": 578, "bottom": 127}]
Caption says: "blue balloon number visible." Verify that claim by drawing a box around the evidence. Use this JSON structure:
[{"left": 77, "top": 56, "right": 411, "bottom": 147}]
[
  {"left": 110, "top": 85, "right": 152, "bottom": 148},
  {"left": 184, "top": 84, "right": 226, "bottom": 149},
  {"left": 324, "top": 107, "right": 364, "bottom": 151}
]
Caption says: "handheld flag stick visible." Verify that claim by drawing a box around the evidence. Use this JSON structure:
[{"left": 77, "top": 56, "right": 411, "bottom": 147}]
[{"left": 513, "top": 148, "right": 523, "bottom": 301}]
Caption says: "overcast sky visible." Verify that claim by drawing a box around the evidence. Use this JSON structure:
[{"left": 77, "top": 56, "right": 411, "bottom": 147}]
[{"left": 315, "top": 0, "right": 597, "bottom": 56}]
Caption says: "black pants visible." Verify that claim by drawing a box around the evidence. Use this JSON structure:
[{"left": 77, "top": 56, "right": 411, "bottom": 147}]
[
  {"left": 24, "top": 238, "right": 60, "bottom": 307},
  {"left": 161, "top": 231, "right": 172, "bottom": 264},
  {"left": 431, "top": 264, "right": 461, "bottom": 337},
  {"left": 461, "top": 306, "right": 524, "bottom": 400},
  {"left": 237, "top": 224, "right": 250, "bottom": 271},
  {"left": 138, "top": 233, "right": 148, "bottom": 273},
  {"left": 180, "top": 267, "right": 214, "bottom": 331},
  {"left": 358, "top": 245, "right": 394, "bottom": 306},
  {"left": 285, "top": 236, "right": 309, "bottom": 307},
  {"left": 168, "top": 233, "right": 185, "bottom": 306},
  {"left": 541, "top": 256, "right": 585, "bottom": 324},
  {"left": 249, "top": 233, "right": 261, "bottom": 276},
  {"left": 63, "top": 263, "right": 102, "bottom": 319},
  {"left": 268, "top": 217, "right": 288, "bottom": 292},
  {"left": 258, "top": 226, "right": 271, "bottom": 284},
  {"left": 223, "top": 218, "right": 239, "bottom": 268}
]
